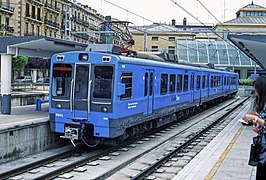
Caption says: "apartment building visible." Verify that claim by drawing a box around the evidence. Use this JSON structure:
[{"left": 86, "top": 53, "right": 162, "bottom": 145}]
[{"left": 0, "top": 0, "right": 104, "bottom": 43}]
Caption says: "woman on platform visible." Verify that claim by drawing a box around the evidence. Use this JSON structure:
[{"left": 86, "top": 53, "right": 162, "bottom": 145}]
[{"left": 244, "top": 75, "right": 266, "bottom": 180}]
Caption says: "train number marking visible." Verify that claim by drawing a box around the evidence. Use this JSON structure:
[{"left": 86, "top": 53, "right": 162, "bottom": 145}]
[{"left": 56, "top": 113, "right": 64, "bottom": 117}]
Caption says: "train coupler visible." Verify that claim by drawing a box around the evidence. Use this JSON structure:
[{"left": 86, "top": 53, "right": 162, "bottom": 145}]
[{"left": 60, "top": 123, "right": 81, "bottom": 147}]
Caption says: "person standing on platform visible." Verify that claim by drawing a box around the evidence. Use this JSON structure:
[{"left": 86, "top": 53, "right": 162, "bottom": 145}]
[{"left": 244, "top": 75, "right": 266, "bottom": 180}]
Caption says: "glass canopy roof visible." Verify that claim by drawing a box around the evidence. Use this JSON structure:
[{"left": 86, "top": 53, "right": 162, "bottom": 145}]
[{"left": 177, "top": 39, "right": 256, "bottom": 67}]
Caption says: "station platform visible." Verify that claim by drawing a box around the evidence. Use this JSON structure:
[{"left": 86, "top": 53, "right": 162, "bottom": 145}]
[
  {"left": 0, "top": 103, "right": 49, "bottom": 129},
  {"left": 174, "top": 104, "right": 257, "bottom": 180}
]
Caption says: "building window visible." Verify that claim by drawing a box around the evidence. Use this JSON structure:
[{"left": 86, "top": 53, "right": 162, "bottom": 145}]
[
  {"left": 169, "top": 37, "right": 175, "bottom": 41},
  {"left": 152, "top": 36, "right": 158, "bottom": 41},
  {"left": 160, "top": 74, "right": 168, "bottom": 95},
  {"left": 37, "top": 26, "right": 40, "bottom": 36},
  {"left": 120, "top": 72, "right": 133, "bottom": 100},
  {"left": 31, "top": 24, "right": 34, "bottom": 35},
  {"left": 31, "top": 5, "right": 35, "bottom": 18},
  {"left": 5, "top": 17, "right": 9, "bottom": 26},
  {"left": 26, "top": 3, "right": 30, "bottom": 17},
  {"left": 37, "top": 8, "right": 41, "bottom": 20},
  {"left": 54, "top": 32, "right": 57, "bottom": 38},
  {"left": 25, "top": 22, "right": 29, "bottom": 34},
  {"left": 151, "top": 46, "right": 158, "bottom": 52},
  {"left": 168, "top": 46, "right": 175, "bottom": 54}
]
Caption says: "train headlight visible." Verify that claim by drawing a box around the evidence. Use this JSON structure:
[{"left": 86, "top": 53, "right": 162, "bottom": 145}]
[
  {"left": 101, "top": 107, "right": 108, "bottom": 112},
  {"left": 56, "top": 55, "right": 65, "bottom": 61},
  {"left": 79, "top": 53, "right": 89, "bottom": 61},
  {"left": 56, "top": 103, "right": 62, "bottom": 109}
]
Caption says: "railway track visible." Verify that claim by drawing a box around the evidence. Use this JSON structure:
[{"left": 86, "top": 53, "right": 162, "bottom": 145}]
[{"left": 0, "top": 97, "right": 248, "bottom": 179}]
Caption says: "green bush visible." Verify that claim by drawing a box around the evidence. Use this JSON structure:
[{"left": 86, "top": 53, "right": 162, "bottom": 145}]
[{"left": 239, "top": 78, "right": 254, "bottom": 86}]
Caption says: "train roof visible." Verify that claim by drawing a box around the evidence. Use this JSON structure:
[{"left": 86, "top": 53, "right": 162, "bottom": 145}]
[
  {"left": 117, "top": 54, "right": 236, "bottom": 74},
  {"left": 53, "top": 44, "right": 237, "bottom": 75}
]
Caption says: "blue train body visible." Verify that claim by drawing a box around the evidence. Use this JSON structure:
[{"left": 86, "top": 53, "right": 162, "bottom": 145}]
[{"left": 49, "top": 45, "right": 238, "bottom": 146}]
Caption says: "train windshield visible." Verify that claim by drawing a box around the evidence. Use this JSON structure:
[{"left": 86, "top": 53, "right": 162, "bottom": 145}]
[
  {"left": 52, "top": 64, "right": 72, "bottom": 97},
  {"left": 93, "top": 66, "right": 113, "bottom": 99}
]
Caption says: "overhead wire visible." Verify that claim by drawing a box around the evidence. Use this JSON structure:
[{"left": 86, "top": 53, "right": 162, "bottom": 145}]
[{"left": 102, "top": 0, "right": 236, "bottom": 62}]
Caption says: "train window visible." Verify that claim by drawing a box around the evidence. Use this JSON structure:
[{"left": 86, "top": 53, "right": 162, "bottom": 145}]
[
  {"left": 150, "top": 73, "right": 153, "bottom": 96},
  {"left": 121, "top": 72, "right": 133, "bottom": 100},
  {"left": 177, "top": 74, "right": 182, "bottom": 92},
  {"left": 202, "top": 75, "right": 206, "bottom": 89},
  {"left": 93, "top": 66, "right": 113, "bottom": 99},
  {"left": 144, "top": 72, "right": 148, "bottom": 96},
  {"left": 224, "top": 76, "right": 226, "bottom": 86},
  {"left": 170, "top": 74, "right": 176, "bottom": 94},
  {"left": 190, "top": 75, "right": 194, "bottom": 91},
  {"left": 231, "top": 77, "right": 237, "bottom": 85},
  {"left": 75, "top": 66, "right": 89, "bottom": 99},
  {"left": 218, "top": 76, "right": 221, "bottom": 86},
  {"left": 160, "top": 74, "right": 168, "bottom": 94},
  {"left": 52, "top": 64, "right": 72, "bottom": 97},
  {"left": 196, "top": 75, "right": 200, "bottom": 90},
  {"left": 211, "top": 76, "right": 214, "bottom": 88},
  {"left": 184, "top": 75, "right": 188, "bottom": 92}
]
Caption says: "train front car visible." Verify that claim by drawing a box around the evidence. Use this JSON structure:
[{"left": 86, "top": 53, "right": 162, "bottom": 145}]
[{"left": 49, "top": 50, "right": 118, "bottom": 147}]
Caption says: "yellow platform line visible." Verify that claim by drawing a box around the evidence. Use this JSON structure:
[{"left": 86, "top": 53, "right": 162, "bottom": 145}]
[{"left": 205, "top": 125, "right": 244, "bottom": 180}]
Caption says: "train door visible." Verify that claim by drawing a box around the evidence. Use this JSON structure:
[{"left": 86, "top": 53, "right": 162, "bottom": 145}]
[
  {"left": 72, "top": 64, "right": 91, "bottom": 119},
  {"left": 144, "top": 69, "right": 154, "bottom": 115}
]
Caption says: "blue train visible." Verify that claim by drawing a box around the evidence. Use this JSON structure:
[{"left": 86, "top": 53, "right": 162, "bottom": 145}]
[{"left": 49, "top": 44, "right": 238, "bottom": 147}]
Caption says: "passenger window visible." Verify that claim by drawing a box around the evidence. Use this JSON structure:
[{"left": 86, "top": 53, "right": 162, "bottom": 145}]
[
  {"left": 231, "top": 77, "right": 236, "bottom": 85},
  {"left": 202, "top": 75, "right": 206, "bottom": 89},
  {"left": 150, "top": 73, "right": 153, "bottom": 96},
  {"left": 93, "top": 66, "right": 113, "bottom": 99},
  {"left": 184, "top": 75, "right": 188, "bottom": 92},
  {"left": 196, "top": 75, "right": 200, "bottom": 90},
  {"left": 170, "top": 74, "right": 176, "bottom": 94},
  {"left": 190, "top": 75, "right": 194, "bottom": 91},
  {"left": 120, "top": 72, "right": 133, "bottom": 100},
  {"left": 160, "top": 74, "right": 168, "bottom": 94},
  {"left": 177, "top": 74, "right": 182, "bottom": 92},
  {"left": 211, "top": 76, "right": 214, "bottom": 88},
  {"left": 144, "top": 72, "right": 148, "bottom": 96}
]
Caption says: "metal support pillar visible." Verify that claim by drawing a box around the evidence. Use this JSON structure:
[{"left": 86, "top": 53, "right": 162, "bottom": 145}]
[{"left": 1, "top": 54, "right": 12, "bottom": 114}]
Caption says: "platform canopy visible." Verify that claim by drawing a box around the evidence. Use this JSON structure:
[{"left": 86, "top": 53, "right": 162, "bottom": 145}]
[
  {"left": 228, "top": 34, "right": 266, "bottom": 69},
  {"left": 0, "top": 36, "right": 88, "bottom": 57}
]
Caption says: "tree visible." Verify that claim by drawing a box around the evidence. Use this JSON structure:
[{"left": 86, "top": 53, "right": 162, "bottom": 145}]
[{"left": 12, "top": 56, "right": 28, "bottom": 72}]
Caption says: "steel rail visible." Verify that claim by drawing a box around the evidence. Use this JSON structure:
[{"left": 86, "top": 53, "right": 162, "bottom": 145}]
[
  {"left": 0, "top": 145, "right": 85, "bottom": 180},
  {"left": 131, "top": 97, "right": 249, "bottom": 180}
]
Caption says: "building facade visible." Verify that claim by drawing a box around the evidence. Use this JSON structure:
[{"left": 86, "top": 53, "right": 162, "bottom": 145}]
[
  {"left": 131, "top": 2, "right": 266, "bottom": 78},
  {"left": 0, "top": 0, "right": 105, "bottom": 43}
]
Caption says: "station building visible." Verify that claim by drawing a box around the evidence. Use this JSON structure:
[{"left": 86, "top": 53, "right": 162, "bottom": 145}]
[{"left": 131, "top": 1, "right": 266, "bottom": 79}]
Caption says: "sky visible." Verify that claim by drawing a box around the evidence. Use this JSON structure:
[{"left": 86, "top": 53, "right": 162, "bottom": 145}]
[{"left": 79, "top": 0, "right": 266, "bottom": 26}]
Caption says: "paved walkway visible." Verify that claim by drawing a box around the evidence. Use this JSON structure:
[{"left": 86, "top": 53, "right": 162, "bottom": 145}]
[
  {"left": 0, "top": 103, "right": 48, "bottom": 130},
  {"left": 174, "top": 101, "right": 257, "bottom": 180}
]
